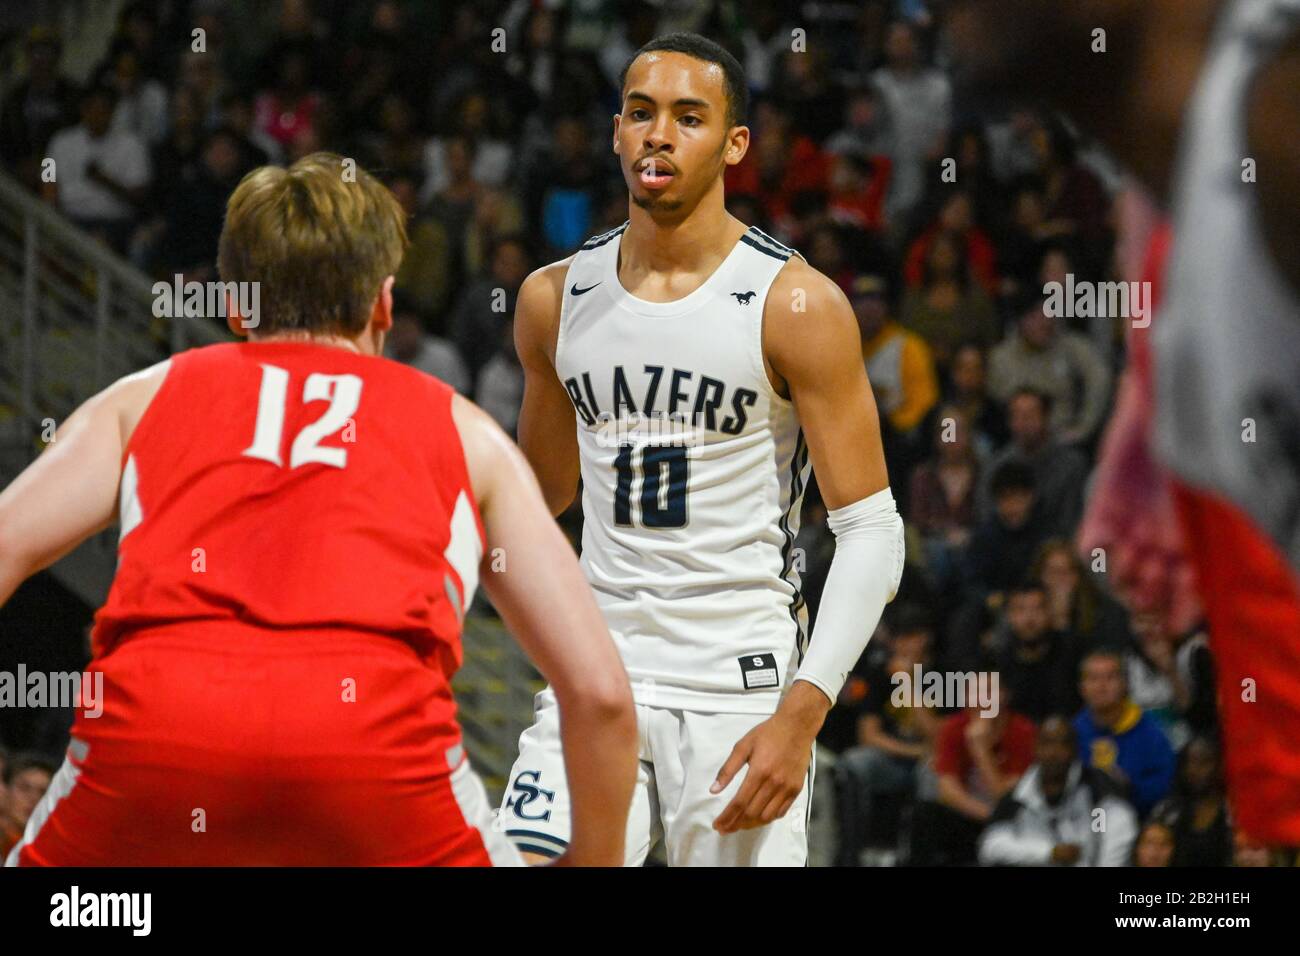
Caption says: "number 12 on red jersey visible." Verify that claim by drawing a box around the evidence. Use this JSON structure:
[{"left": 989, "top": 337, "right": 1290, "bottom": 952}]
[{"left": 242, "top": 363, "right": 363, "bottom": 469}]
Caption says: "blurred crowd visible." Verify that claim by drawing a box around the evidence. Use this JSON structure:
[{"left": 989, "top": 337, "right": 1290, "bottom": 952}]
[{"left": 1, "top": 0, "right": 1294, "bottom": 867}]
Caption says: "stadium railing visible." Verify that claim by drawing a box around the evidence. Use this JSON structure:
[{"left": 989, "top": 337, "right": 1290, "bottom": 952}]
[{"left": 0, "top": 167, "right": 227, "bottom": 606}]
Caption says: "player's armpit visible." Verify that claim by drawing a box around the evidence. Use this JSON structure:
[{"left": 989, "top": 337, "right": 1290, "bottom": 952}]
[
  {"left": 451, "top": 394, "right": 636, "bottom": 867},
  {"left": 514, "top": 260, "right": 581, "bottom": 517},
  {"left": 0, "top": 389, "right": 127, "bottom": 606},
  {"left": 763, "top": 259, "right": 889, "bottom": 509}
]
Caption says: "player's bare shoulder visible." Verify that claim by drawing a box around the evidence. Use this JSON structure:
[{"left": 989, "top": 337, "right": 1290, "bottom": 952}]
[
  {"left": 515, "top": 256, "right": 575, "bottom": 366},
  {"left": 105, "top": 359, "right": 172, "bottom": 446},
  {"left": 762, "top": 255, "right": 860, "bottom": 397}
]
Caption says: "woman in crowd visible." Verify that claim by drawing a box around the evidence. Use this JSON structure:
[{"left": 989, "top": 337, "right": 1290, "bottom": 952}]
[{"left": 901, "top": 230, "right": 1000, "bottom": 370}]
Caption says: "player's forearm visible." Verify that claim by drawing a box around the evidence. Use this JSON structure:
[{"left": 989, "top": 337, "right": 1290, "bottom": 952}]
[
  {"left": 515, "top": 401, "right": 579, "bottom": 517},
  {"left": 0, "top": 499, "right": 33, "bottom": 605},
  {"left": 515, "top": 434, "right": 577, "bottom": 517},
  {"left": 793, "top": 489, "right": 904, "bottom": 701},
  {"left": 486, "top": 567, "right": 635, "bottom": 865},
  {"left": 554, "top": 686, "right": 637, "bottom": 866},
  {"left": 0, "top": 555, "right": 35, "bottom": 609}
]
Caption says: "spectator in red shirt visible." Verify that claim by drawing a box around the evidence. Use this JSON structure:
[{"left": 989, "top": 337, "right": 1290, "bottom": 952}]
[
  {"left": 724, "top": 99, "right": 830, "bottom": 232},
  {"left": 904, "top": 190, "right": 999, "bottom": 298},
  {"left": 828, "top": 152, "right": 891, "bottom": 234},
  {"left": 254, "top": 44, "right": 320, "bottom": 150},
  {"left": 911, "top": 681, "right": 1037, "bottom": 865},
  {"left": 908, "top": 404, "right": 981, "bottom": 593}
]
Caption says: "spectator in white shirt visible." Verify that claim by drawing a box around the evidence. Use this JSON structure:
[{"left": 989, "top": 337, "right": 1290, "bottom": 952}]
[
  {"left": 43, "top": 85, "right": 151, "bottom": 252},
  {"left": 475, "top": 320, "right": 524, "bottom": 437},
  {"left": 979, "top": 716, "right": 1138, "bottom": 866},
  {"left": 103, "top": 47, "right": 169, "bottom": 147},
  {"left": 871, "top": 21, "right": 952, "bottom": 228}
]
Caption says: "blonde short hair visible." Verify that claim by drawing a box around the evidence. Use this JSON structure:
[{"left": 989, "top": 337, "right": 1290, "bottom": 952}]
[{"left": 217, "top": 152, "right": 408, "bottom": 336}]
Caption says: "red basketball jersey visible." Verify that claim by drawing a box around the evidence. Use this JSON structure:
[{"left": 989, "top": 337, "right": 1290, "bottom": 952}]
[{"left": 93, "top": 341, "right": 484, "bottom": 727}]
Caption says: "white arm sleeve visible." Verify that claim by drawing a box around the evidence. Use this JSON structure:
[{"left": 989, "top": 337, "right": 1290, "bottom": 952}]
[{"left": 793, "top": 487, "right": 904, "bottom": 703}]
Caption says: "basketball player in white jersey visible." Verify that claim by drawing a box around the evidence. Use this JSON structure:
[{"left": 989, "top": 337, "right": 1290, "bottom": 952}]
[
  {"left": 948, "top": 0, "right": 1300, "bottom": 844},
  {"left": 498, "top": 33, "right": 904, "bottom": 866}
]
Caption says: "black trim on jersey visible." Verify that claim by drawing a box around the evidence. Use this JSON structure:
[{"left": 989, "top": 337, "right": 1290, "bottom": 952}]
[
  {"left": 580, "top": 221, "right": 629, "bottom": 250},
  {"left": 514, "top": 842, "right": 562, "bottom": 859},
  {"left": 739, "top": 234, "right": 791, "bottom": 263},
  {"left": 777, "top": 431, "right": 810, "bottom": 661},
  {"left": 751, "top": 226, "right": 806, "bottom": 262},
  {"left": 749, "top": 226, "right": 796, "bottom": 256},
  {"left": 505, "top": 828, "right": 569, "bottom": 850}
]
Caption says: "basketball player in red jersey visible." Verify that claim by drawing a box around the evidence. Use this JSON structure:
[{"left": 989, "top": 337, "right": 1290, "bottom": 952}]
[
  {"left": 0, "top": 153, "right": 636, "bottom": 866},
  {"left": 950, "top": 0, "right": 1300, "bottom": 844}
]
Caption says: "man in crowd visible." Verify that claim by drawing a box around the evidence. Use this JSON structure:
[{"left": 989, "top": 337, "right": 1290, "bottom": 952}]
[
  {"left": 1074, "top": 649, "right": 1176, "bottom": 817},
  {"left": 833, "top": 608, "right": 941, "bottom": 866},
  {"left": 979, "top": 715, "right": 1138, "bottom": 866},
  {"left": 996, "top": 583, "right": 1081, "bottom": 722},
  {"left": 42, "top": 84, "right": 151, "bottom": 253},
  {"left": 988, "top": 298, "right": 1112, "bottom": 447},
  {"left": 979, "top": 388, "right": 1090, "bottom": 536}
]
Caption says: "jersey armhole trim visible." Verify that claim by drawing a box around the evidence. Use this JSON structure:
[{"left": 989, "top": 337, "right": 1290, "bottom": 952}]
[
  {"left": 755, "top": 257, "right": 799, "bottom": 410},
  {"left": 553, "top": 258, "right": 578, "bottom": 371},
  {"left": 118, "top": 353, "right": 182, "bottom": 469},
  {"left": 443, "top": 384, "right": 488, "bottom": 554}
]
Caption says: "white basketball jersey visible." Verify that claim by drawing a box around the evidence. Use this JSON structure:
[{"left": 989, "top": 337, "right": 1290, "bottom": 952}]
[
  {"left": 1156, "top": 0, "right": 1300, "bottom": 570},
  {"left": 555, "top": 222, "right": 809, "bottom": 714}
]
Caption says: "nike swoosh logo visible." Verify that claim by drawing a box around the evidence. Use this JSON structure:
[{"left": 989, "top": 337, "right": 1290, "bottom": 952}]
[{"left": 571, "top": 282, "right": 601, "bottom": 296}]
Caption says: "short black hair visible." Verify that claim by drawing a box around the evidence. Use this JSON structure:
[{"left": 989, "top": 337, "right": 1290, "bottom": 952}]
[
  {"left": 990, "top": 460, "right": 1036, "bottom": 497},
  {"left": 619, "top": 32, "right": 748, "bottom": 128},
  {"left": 3, "top": 751, "right": 57, "bottom": 785}
]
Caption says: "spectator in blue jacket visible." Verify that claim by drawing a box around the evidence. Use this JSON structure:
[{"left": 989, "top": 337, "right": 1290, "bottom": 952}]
[{"left": 1073, "top": 649, "right": 1176, "bottom": 816}]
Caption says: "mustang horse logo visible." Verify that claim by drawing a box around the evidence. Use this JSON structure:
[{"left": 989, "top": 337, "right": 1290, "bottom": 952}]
[{"left": 731, "top": 291, "right": 757, "bottom": 305}]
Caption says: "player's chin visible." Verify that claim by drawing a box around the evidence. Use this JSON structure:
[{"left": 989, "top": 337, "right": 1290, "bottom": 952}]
[{"left": 631, "top": 189, "right": 685, "bottom": 213}]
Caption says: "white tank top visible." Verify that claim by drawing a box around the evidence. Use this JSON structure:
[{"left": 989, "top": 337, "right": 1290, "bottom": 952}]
[
  {"left": 555, "top": 222, "right": 809, "bottom": 713},
  {"left": 1156, "top": 0, "right": 1300, "bottom": 570}
]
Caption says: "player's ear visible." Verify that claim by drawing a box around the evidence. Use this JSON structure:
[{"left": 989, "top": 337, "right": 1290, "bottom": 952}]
[
  {"left": 372, "top": 275, "right": 396, "bottom": 333},
  {"left": 723, "top": 125, "right": 750, "bottom": 168},
  {"left": 612, "top": 113, "right": 621, "bottom": 154},
  {"left": 225, "top": 291, "right": 250, "bottom": 338}
]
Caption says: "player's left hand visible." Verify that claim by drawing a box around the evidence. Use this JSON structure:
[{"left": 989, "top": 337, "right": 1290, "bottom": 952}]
[{"left": 710, "top": 683, "right": 828, "bottom": 833}]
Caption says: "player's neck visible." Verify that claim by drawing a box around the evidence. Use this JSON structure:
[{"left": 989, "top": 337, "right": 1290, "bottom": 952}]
[
  {"left": 247, "top": 331, "right": 380, "bottom": 356},
  {"left": 621, "top": 188, "right": 745, "bottom": 275}
]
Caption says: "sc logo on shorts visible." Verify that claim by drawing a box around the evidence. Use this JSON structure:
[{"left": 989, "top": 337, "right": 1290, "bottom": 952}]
[{"left": 506, "top": 770, "right": 556, "bottom": 822}]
